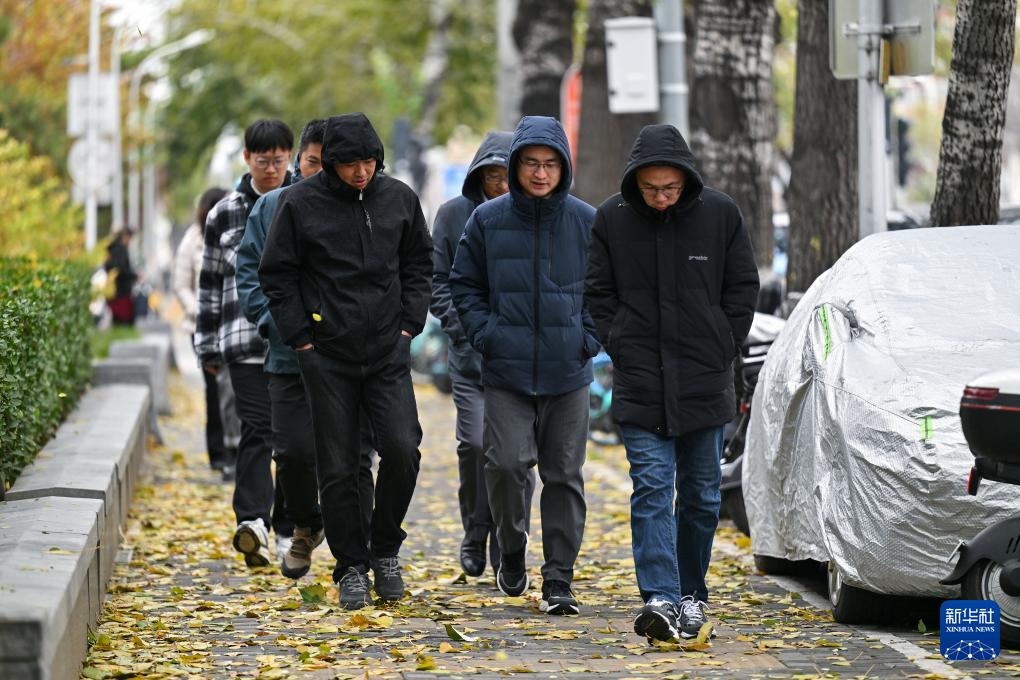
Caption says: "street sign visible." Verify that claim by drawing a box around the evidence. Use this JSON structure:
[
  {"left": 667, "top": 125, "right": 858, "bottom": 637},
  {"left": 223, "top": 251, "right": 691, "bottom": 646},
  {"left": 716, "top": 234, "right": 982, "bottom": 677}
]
[
  {"left": 829, "top": 0, "right": 935, "bottom": 80},
  {"left": 67, "top": 73, "right": 119, "bottom": 136},
  {"left": 605, "top": 17, "right": 659, "bottom": 114},
  {"left": 68, "top": 137, "right": 116, "bottom": 193}
]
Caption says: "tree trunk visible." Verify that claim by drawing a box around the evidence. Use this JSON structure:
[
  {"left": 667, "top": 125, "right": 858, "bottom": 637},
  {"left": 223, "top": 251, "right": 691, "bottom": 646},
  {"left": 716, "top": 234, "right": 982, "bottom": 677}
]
[
  {"left": 575, "top": 0, "right": 657, "bottom": 206},
  {"left": 688, "top": 0, "right": 777, "bottom": 268},
  {"left": 929, "top": 0, "right": 1017, "bottom": 227},
  {"left": 513, "top": 0, "right": 577, "bottom": 119},
  {"left": 785, "top": 0, "right": 857, "bottom": 294}
]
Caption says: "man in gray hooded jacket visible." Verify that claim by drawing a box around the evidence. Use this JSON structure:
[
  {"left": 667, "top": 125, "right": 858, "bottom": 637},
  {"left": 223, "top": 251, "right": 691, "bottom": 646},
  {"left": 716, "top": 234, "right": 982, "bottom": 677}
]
[{"left": 431, "top": 131, "right": 535, "bottom": 581}]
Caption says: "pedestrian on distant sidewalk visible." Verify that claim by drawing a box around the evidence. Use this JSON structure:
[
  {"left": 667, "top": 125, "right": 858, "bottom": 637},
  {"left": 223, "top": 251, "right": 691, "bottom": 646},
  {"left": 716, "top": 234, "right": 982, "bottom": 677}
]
[
  {"left": 431, "top": 130, "right": 535, "bottom": 581},
  {"left": 260, "top": 113, "right": 433, "bottom": 610},
  {"left": 585, "top": 124, "right": 759, "bottom": 641},
  {"left": 450, "top": 116, "right": 600, "bottom": 616},
  {"left": 195, "top": 119, "right": 296, "bottom": 568},
  {"left": 173, "top": 187, "right": 240, "bottom": 479}
]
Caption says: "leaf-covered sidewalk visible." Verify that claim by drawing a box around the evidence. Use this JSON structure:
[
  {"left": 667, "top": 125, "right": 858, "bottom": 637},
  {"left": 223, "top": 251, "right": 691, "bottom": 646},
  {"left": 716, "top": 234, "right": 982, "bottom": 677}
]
[{"left": 82, "top": 373, "right": 1020, "bottom": 679}]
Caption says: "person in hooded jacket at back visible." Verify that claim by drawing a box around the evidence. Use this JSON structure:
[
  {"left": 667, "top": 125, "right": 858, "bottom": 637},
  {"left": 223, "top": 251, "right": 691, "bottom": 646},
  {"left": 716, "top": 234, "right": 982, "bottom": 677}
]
[
  {"left": 450, "top": 116, "right": 601, "bottom": 616},
  {"left": 259, "top": 113, "right": 433, "bottom": 611},
  {"left": 585, "top": 124, "right": 759, "bottom": 642},
  {"left": 431, "top": 131, "right": 536, "bottom": 582}
]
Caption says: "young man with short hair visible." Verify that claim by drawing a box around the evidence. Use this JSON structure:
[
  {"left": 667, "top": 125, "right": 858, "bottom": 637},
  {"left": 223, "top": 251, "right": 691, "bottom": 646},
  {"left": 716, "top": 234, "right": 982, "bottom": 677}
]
[{"left": 195, "top": 118, "right": 295, "bottom": 567}]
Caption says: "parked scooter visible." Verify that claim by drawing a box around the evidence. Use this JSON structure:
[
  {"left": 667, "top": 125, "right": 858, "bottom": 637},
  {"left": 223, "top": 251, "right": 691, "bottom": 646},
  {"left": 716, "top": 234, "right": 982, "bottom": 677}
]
[
  {"left": 941, "top": 369, "right": 1020, "bottom": 646},
  {"left": 410, "top": 315, "right": 452, "bottom": 394},
  {"left": 720, "top": 312, "right": 786, "bottom": 536},
  {"left": 588, "top": 351, "right": 618, "bottom": 444}
]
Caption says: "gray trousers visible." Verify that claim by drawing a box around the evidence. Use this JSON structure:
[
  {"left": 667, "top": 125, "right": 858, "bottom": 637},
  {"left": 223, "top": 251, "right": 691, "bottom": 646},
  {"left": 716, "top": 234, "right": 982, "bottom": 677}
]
[{"left": 483, "top": 385, "right": 589, "bottom": 584}]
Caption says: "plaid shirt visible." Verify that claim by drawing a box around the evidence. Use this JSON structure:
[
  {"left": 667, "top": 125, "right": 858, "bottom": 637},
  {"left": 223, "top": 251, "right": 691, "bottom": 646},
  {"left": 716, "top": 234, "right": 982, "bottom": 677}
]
[{"left": 194, "top": 174, "right": 278, "bottom": 365}]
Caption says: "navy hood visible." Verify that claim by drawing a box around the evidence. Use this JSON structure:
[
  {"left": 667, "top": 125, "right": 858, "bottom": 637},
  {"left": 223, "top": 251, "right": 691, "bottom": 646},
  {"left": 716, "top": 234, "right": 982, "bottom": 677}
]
[
  {"left": 508, "top": 116, "right": 573, "bottom": 206},
  {"left": 621, "top": 124, "right": 704, "bottom": 220},
  {"left": 322, "top": 113, "right": 385, "bottom": 179},
  {"left": 462, "top": 130, "right": 512, "bottom": 203}
]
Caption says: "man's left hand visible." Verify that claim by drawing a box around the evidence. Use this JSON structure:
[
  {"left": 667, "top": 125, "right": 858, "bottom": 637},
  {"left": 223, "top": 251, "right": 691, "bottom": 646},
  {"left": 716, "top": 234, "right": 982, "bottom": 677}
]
[{"left": 401, "top": 330, "right": 412, "bottom": 338}]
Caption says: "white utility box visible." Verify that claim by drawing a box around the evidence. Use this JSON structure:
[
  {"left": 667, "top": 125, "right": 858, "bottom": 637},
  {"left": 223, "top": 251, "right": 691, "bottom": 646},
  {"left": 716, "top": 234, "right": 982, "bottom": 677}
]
[{"left": 604, "top": 17, "right": 659, "bottom": 114}]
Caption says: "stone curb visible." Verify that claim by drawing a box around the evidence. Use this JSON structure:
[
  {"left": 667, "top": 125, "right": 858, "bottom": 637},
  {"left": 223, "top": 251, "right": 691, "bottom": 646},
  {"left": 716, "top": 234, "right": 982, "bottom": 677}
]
[
  {"left": 107, "top": 334, "right": 172, "bottom": 415},
  {"left": 1, "top": 337, "right": 164, "bottom": 678}
]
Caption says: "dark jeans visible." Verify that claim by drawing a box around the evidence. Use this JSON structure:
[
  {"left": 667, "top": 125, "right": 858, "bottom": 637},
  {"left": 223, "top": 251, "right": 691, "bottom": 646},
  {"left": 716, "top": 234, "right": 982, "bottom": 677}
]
[
  {"left": 451, "top": 373, "right": 534, "bottom": 567},
  {"left": 620, "top": 424, "right": 724, "bottom": 604},
  {"left": 202, "top": 369, "right": 235, "bottom": 469},
  {"left": 298, "top": 339, "right": 422, "bottom": 581},
  {"left": 483, "top": 385, "right": 588, "bottom": 584},
  {"left": 227, "top": 362, "right": 293, "bottom": 537}
]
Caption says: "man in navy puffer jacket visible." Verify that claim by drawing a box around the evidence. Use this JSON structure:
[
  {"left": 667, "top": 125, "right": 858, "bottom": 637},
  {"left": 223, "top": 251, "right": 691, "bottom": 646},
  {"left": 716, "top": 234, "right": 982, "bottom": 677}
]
[{"left": 450, "top": 116, "right": 600, "bottom": 615}]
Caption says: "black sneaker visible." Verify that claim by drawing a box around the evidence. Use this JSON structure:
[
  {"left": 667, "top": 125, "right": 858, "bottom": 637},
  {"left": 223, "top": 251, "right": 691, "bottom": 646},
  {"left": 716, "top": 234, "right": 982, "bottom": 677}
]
[
  {"left": 540, "top": 580, "right": 579, "bottom": 615},
  {"left": 496, "top": 548, "right": 529, "bottom": 596},
  {"left": 677, "top": 596, "right": 711, "bottom": 639},
  {"left": 460, "top": 538, "right": 486, "bottom": 577},
  {"left": 371, "top": 556, "right": 406, "bottom": 601},
  {"left": 338, "top": 565, "right": 372, "bottom": 610},
  {"left": 634, "top": 598, "right": 680, "bottom": 642}
]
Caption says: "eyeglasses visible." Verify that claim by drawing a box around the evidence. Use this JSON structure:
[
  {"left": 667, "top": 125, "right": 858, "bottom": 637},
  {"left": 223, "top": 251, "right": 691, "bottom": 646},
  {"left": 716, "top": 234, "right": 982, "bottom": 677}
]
[
  {"left": 519, "top": 158, "right": 561, "bottom": 173},
  {"left": 252, "top": 156, "right": 290, "bottom": 170},
  {"left": 482, "top": 173, "right": 508, "bottom": 185},
  {"left": 638, "top": 185, "right": 684, "bottom": 199}
]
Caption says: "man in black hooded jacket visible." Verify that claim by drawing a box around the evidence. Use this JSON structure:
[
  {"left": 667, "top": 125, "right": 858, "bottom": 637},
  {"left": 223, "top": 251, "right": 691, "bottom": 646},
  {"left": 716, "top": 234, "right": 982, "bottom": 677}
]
[
  {"left": 431, "top": 131, "right": 536, "bottom": 581},
  {"left": 586, "top": 124, "right": 758, "bottom": 641},
  {"left": 259, "top": 113, "right": 433, "bottom": 610}
]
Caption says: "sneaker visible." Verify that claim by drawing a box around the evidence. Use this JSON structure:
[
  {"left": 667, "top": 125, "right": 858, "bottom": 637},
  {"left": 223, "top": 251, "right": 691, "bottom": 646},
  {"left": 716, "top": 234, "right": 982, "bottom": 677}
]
[
  {"left": 460, "top": 538, "right": 486, "bottom": 577},
  {"left": 338, "top": 565, "right": 372, "bottom": 610},
  {"left": 220, "top": 464, "right": 236, "bottom": 482},
  {"left": 496, "top": 548, "right": 529, "bottom": 597},
  {"left": 634, "top": 598, "right": 680, "bottom": 642},
  {"left": 232, "top": 518, "right": 270, "bottom": 567},
  {"left": 276, "top": 535, "right": 293, "bottom": 563},
  {"left": 371, "top": 556, "right": 406, "bottom": 601},
  {"left": 280, "top": 527, "right": 324, "bottom": 579},
  {"left": 677, "top": 596, "right": 711, "bottom": 639},
  {"left": 540, "top": 580, "right": 579, "bottom": 615}
]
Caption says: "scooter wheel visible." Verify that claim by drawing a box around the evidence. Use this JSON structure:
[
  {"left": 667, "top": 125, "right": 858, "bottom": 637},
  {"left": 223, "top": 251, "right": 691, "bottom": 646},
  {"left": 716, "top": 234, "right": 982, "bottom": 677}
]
[
  {"left": 723, "top": 489, "right": 750, "bottom": 537},
  {"left": 962, "top": 559, "right": 1020, "bottom": 649}
]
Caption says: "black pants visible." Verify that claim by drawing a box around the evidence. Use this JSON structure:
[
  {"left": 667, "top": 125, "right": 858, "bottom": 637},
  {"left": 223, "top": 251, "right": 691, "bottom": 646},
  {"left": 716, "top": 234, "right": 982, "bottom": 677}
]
[
  {"left": 228, "top": 362, "right": 293, "bottom": 537},
  {"left": 298, "top": 340, "right": 422, "bottom": 581},
  {"left": 202, "top": 369, "right": 234, "bottom": 469},
  {"left": 451, "top": 372, "right": 533, "bottom": 567}
]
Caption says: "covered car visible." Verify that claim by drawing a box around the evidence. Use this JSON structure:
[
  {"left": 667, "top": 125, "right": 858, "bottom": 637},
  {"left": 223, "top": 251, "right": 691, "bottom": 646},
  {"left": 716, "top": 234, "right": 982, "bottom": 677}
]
[{"left": 743, "top": 225, "right": 1020, "bottom": 613}]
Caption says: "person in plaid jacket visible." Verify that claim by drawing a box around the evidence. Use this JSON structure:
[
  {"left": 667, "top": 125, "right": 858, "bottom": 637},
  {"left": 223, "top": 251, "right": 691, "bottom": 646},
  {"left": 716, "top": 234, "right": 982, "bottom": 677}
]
[{"left": 195, "top": 119, "right": 296, "bottom": 568}]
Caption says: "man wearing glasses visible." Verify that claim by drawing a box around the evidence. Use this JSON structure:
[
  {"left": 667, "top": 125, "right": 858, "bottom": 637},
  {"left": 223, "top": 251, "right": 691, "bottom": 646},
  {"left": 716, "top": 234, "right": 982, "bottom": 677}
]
[
  {"left": 451, "top": 116, "right": 600, "bottom": 615},
  {"left": 585, "top": 124, "right": 759, "bottom": 642},
  {"left": 195, "top": 119, "right": 296, "bottom": 568},
  {"left": 431, "top": 131, "right": 536, "bottom": 582}
]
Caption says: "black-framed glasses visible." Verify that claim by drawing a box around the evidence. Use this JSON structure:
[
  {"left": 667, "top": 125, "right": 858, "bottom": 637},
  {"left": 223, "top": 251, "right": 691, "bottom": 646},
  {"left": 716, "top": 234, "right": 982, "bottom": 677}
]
[
  {"left": 638, "top": 185, "right": 684, "bottom": 199},
  {"left": 519, "top": 158, "right": 561, "bottom": 173}
]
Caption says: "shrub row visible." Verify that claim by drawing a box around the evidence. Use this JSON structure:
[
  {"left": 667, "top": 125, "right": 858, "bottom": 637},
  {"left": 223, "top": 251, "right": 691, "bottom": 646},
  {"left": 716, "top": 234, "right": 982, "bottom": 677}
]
[{"left": 0, "top": 256, "right": 92, "bottom": 491}]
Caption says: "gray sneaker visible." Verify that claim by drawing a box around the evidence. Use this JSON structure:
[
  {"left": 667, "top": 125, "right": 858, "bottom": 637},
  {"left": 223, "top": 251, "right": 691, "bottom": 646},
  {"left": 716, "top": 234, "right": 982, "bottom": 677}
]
[
  {"left": 371, "top": 556, "right": 406, "bottom": 601},
  {"left": 677, "top": 596, "right": 711, "bottom": 639},
  {"left": 338, "top": 565, "right": 372, "bottom": 610},
  {"left": 280, "top": 527, "right": 324, "bottom": 580},
  {"left": 233, "top": 518, "right": 271, "bottom": 567}
]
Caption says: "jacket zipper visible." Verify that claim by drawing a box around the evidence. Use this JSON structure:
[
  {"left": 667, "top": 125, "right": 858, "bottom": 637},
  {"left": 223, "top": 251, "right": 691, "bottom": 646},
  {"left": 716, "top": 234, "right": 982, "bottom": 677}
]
[
  {"left": 532, "top": 201, "right": 542, "bottom": 395},
  {"left": 359, "top": 191, "right": 373, "bottom": 235}
]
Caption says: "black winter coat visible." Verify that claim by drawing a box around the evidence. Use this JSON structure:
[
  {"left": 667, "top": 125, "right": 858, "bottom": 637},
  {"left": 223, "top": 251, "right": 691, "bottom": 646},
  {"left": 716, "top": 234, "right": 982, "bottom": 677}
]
[
  {"left": 450, "top": 116, "right": 600, "bottom": 396},
  {"left": 431, "top": 130, "right": 512, "bottom": 381},
  {"left": 585, "top": 124, "right": 759, "bottom": 436},
  {"left": 259, "top": 113, "right": 433, "bottom": 364}
]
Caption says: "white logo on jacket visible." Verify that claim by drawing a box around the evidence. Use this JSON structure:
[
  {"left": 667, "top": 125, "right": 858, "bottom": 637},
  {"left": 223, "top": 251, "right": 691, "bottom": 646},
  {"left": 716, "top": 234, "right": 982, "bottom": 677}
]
[{"left": 689, "top": 255, "right": 709, "bottom": 261}]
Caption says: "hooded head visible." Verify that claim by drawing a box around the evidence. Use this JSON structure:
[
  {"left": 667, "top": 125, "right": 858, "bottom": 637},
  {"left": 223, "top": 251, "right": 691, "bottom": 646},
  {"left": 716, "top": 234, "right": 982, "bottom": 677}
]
[
  {"left": 322, "top": 113, "right": 385, "bottom": 191},
  {"left": 508, "top": 116, "right": 573, "bottom": 204},
  {"left": 621, "top": 124, "right": 704, "bottom": 219},
  {"left": 462, "top": 130, "right": 512, "bottom": 204}
]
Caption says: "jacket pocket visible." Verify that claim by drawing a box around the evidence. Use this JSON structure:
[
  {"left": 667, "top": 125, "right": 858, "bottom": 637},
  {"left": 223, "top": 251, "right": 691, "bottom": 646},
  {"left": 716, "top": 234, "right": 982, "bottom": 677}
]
[
  {"left": 608, "top": 306, "right": 631, "bottom": 355},
  {"left": 711, "top": 306, "right": 736, "bottom": 364}
]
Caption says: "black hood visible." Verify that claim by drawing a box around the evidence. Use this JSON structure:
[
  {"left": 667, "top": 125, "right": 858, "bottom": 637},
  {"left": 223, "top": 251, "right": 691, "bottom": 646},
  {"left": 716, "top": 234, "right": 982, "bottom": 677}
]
[
  {"left": 321, "top": 113, "right": 385, "bottom": 181},
  {"left": 462, "top": 130, "right": 512, "bottom": 204},
  {"left": 621, "top": 124, "right": 705, "bottom": 220}
]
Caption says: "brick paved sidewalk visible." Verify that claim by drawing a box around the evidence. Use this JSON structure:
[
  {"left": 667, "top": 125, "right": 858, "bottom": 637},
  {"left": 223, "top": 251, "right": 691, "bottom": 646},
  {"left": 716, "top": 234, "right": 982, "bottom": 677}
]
[{"left": 81, "top": 373, "right": 1020, "bottom": 679}]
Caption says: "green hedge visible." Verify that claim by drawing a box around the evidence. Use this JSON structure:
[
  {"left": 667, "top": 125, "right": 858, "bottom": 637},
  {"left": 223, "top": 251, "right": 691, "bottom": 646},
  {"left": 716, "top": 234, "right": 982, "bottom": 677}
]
[{"left": 0, "top": 257, "right": 92, "bottom": 492}]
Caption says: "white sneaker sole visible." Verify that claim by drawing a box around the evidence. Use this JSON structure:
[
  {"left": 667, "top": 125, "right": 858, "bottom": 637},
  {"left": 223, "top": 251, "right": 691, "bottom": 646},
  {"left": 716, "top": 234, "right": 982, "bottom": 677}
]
[
  {"left": 233, "top": 525, "right": 270, "bottom": 567},
  {"left": 635, "top": 611, "right": 679, "bottom": 641},
  {"left": 496, "top": 566, "right": 530, "bottom": 597}
]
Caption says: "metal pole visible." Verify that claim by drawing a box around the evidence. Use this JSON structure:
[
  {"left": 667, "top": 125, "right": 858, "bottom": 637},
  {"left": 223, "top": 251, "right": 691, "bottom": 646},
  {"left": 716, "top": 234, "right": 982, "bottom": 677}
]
[
  {"left": 85, "top": 0, "right": 100, "bottom": 251},
  {"left": 143, "top": 97, "right": 157, "bottom": 271},
  {"left": 110, "top": 26, "right": 125, "bottom": 232},
  {"left": 857, "top": 0, "right": 887, "bottom": 239},
  {"left": 655, "top": 0, "right": 688, "bottom": 137},
  {"left": 497, "top": 0, "right": 522, "bottom": 130}
]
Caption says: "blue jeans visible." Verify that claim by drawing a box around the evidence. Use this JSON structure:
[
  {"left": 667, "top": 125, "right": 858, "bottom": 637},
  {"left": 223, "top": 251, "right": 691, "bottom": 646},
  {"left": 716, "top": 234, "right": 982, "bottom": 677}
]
[{"left": 621, "top": 424, "right": 724, "bottom": 604}]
